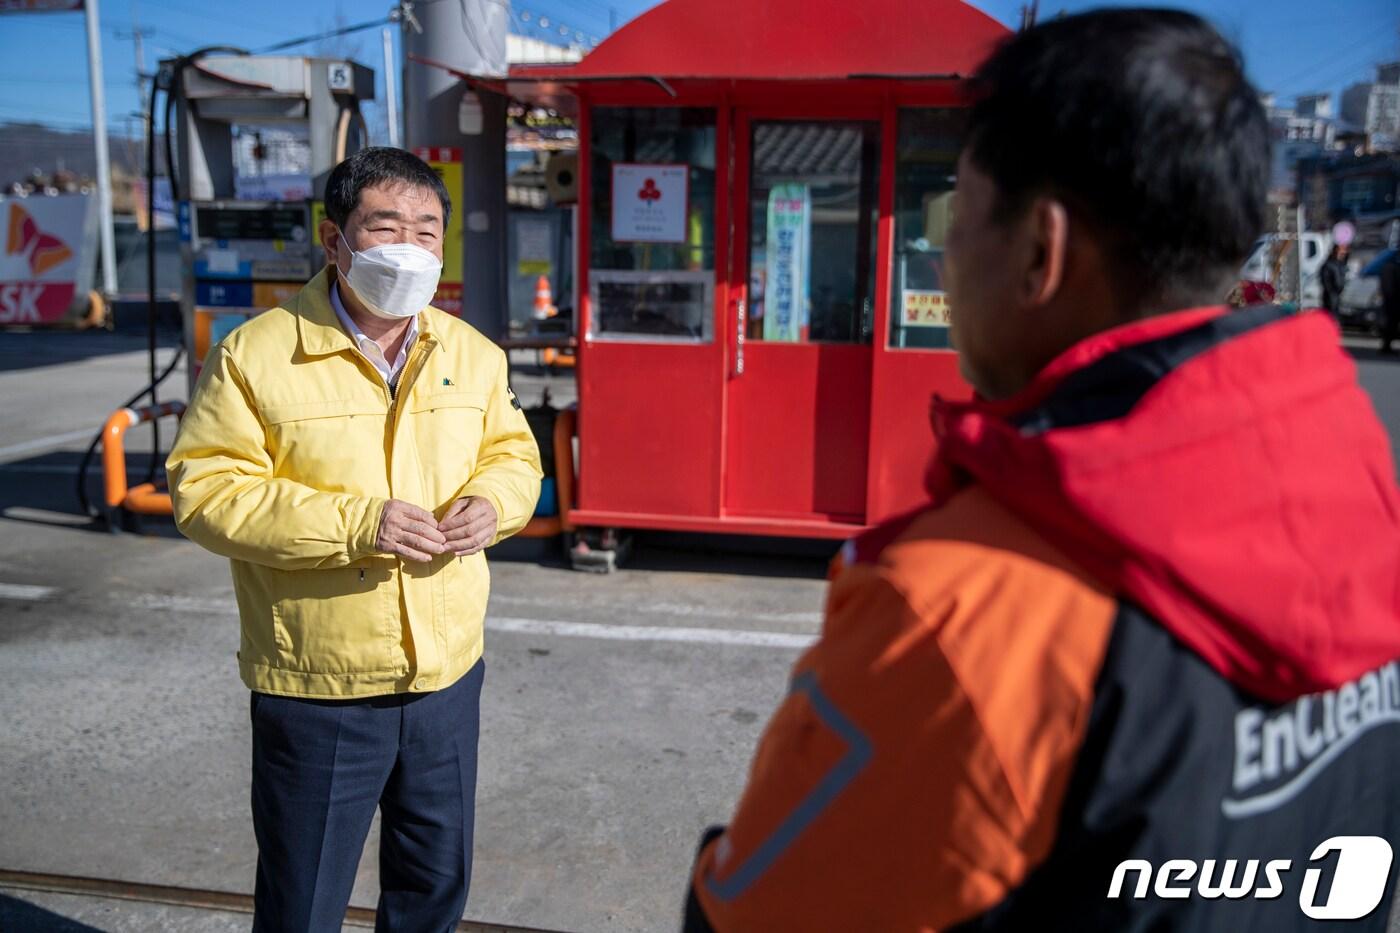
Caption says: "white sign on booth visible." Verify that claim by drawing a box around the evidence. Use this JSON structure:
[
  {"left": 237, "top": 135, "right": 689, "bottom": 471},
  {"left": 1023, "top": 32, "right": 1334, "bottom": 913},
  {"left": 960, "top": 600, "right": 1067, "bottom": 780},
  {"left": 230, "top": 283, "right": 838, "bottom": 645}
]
[{"left": 611, "top": 163, "right": 688, "bottom": 243}]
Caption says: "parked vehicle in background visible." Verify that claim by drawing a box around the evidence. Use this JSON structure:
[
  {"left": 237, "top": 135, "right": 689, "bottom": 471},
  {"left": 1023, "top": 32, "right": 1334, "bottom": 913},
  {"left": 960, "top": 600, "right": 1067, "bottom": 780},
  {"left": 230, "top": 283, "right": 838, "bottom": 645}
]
[
  {"left": 1339, "top": 248, "right": 1396, "bottom": 334},
  {"left": 1239, "top": 231, "right": 1330, "bottom": 308}
]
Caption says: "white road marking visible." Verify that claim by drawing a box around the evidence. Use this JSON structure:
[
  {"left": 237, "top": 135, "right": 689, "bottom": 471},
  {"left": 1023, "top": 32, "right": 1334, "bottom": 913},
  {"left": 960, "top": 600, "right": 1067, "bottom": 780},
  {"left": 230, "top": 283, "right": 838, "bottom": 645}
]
[
  {"left": 488, "top": 616, "right": 816, "bottom": 649},
  {"left": 489, "top": 592, "right": 822, "bottom": 626},
  {"left": 0, "top": 583, "right": 57, "bottom": 601},
  {"left": 129, "top": 593, "right": 236, "bottom": 614},
  {"left": 125, "top": 593, "right": 818, "bottom": 649},
  {"left": 0, "top": 428, "right": 102, "bottom": 462}
]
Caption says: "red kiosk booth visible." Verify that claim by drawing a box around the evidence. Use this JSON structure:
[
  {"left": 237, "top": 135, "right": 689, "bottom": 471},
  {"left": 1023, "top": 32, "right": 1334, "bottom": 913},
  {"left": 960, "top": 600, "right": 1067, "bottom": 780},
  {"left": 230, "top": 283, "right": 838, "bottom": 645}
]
[{"left": 505, "top": 0, "right": 1009, "bottom": 543}]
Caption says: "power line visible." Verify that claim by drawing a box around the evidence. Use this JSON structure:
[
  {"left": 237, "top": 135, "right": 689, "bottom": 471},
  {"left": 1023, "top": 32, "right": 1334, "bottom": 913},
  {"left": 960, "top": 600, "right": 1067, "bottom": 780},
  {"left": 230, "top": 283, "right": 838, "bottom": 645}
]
[
  {"left": 0, "top": 114, "right": 138, "bottom": 134},
  {"left": 1268, "top": 28, "right": 1399, "bottom": 96},
  {"left": 134, "top": 0, "right": 285, "bottom": 41},
  {"left": 0, "top": 76, "right": 91, "bottom": 86},
  {"left": 1274, "top": 54, "right": 1396, "bottom": 110},
  {"left": 256, "top": 14, "right": 396, "bottom": 55}
]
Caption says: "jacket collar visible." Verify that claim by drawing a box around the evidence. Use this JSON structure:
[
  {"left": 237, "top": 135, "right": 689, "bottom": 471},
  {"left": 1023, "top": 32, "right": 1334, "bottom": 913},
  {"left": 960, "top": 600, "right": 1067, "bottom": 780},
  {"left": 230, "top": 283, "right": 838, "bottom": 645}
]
[{"left": 295, "top": 264, "right": 438, "bottom": 358}]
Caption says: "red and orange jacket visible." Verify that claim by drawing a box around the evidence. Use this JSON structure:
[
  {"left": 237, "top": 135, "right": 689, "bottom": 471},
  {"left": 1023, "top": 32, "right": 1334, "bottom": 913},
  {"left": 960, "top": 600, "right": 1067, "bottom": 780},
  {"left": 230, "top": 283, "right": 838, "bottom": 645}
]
[{"left": 686, "top": 305, "right": 1400, "bottom": 932}]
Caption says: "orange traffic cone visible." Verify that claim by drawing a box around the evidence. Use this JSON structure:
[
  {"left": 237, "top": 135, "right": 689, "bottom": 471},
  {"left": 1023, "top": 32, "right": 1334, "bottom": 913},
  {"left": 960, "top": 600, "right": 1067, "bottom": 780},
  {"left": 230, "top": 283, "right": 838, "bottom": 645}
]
[{"left": 533, "top": 275, "right": 557, "bottom": 320}]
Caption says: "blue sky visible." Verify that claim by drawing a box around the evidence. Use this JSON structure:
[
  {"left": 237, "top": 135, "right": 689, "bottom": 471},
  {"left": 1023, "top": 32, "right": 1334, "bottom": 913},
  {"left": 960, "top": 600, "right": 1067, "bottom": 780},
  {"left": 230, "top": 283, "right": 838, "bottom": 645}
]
[{"left": 0, "top": 0, "right": 1396, "bottom": 136}]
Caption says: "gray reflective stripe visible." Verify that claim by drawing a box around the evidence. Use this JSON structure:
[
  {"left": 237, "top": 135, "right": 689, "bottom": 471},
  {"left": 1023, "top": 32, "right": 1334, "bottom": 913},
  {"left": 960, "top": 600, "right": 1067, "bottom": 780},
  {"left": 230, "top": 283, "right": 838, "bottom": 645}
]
[{"left": 704, "top": 670, "right": 873, "bottom": 902}]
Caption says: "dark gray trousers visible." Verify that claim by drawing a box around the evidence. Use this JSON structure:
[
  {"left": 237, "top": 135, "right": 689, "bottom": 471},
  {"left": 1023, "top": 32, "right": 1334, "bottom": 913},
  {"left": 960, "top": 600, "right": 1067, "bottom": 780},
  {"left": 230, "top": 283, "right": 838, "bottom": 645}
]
[{"left": 250, "top": 660, "right": 484, "bottom": 933}]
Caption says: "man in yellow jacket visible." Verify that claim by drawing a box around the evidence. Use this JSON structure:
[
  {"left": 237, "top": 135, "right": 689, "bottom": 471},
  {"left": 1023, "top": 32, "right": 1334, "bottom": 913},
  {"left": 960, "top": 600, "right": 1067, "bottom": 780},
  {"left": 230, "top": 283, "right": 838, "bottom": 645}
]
[{"left": 168, "top": 147, "right": 541, "bottom": 932}]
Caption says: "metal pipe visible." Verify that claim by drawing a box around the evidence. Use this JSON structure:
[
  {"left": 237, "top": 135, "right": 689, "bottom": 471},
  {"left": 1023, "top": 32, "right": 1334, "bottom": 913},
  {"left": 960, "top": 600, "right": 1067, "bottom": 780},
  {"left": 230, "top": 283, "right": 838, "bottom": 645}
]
[
  {"left": 84, "top": 0, "right": 119, "bottom": 297},
  {"left": 101, "top": 401, "right": 185, "bottom": 510}
]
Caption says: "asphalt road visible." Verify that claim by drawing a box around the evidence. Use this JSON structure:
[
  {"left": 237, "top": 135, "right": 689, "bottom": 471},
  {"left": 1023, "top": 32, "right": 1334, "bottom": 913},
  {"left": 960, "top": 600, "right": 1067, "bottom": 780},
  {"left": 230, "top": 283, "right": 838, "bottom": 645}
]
[
  {"left": 0, "top": 329, "right": 825, "bottom": 933},
  {"left": 0, "top": 327, "right": 1397, "bottom": 932}
]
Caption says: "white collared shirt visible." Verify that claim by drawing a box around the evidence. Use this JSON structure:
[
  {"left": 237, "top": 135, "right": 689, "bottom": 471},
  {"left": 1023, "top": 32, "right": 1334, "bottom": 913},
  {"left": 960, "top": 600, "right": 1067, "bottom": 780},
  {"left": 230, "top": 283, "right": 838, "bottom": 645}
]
[{"left": 330, "top": 281, "right": 419, "bottom": 387}]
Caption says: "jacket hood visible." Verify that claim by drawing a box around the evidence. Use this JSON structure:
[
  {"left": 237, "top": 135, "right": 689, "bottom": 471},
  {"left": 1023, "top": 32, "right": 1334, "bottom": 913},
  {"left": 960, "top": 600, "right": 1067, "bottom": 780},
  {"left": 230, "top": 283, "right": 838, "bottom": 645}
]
[{"left": 930, "top": 304, "right": 1400, "bottom": 703}]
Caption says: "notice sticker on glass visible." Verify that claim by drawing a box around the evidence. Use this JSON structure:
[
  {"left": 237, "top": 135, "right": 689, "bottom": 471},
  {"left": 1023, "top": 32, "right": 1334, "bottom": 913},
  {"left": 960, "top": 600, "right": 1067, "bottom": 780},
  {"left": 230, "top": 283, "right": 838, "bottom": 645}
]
[
  {"left": 902, "top": 289, "right": 951, "bottom": 328},
  {"left": 611, "top": 163, "right": 688, "bottom": 243}
]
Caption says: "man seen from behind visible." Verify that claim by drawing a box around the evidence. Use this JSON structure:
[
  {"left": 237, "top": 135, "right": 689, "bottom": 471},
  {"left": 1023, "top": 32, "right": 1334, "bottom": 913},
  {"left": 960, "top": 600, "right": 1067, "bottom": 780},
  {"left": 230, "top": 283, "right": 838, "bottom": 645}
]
[{"left": 686, "top": 10, "right": 1400, "bottom": 932}]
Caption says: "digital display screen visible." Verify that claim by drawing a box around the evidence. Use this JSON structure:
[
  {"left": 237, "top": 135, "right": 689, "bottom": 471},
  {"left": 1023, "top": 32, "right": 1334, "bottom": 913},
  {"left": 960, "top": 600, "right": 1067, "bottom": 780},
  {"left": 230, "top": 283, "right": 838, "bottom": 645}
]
[{"left": 195, "top": 206, "right": 307, "bottom": 242}]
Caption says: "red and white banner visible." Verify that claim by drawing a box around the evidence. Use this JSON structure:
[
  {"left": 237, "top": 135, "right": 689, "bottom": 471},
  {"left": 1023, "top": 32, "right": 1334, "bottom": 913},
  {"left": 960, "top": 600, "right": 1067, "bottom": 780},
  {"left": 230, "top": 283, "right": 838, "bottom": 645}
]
[{"left": 0, "top": 195, "right": 95, "bottom": 324}]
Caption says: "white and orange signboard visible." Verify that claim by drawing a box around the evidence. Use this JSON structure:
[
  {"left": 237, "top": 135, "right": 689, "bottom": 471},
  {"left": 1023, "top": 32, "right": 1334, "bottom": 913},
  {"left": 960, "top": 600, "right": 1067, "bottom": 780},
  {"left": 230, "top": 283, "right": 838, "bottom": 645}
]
[
  {"left": 901, "top": 288, "right": 952, "bottom": 328},
  {"left": 0, "top": 195, "right": 95, "bottom": 324}
]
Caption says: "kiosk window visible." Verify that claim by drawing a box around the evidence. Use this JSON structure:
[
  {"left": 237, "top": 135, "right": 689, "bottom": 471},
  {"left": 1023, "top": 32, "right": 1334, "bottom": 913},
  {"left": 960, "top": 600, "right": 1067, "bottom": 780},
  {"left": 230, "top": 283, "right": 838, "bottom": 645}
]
[
  {"left": 590, "top": 107, "right": 717, "bottom": 341},
  {"left": 746, "top": 121, "right": 880, "bottom": 345},
  {"left": 890, "top": 108, "right": 965, "bottom": 350}
]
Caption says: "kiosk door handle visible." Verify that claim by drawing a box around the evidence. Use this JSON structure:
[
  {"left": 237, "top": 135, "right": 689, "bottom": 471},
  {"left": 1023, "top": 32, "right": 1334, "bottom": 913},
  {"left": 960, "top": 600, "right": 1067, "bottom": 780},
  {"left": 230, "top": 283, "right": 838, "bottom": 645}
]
[{"left": 733, "top": 296, "right": 746, "bottom": 378}]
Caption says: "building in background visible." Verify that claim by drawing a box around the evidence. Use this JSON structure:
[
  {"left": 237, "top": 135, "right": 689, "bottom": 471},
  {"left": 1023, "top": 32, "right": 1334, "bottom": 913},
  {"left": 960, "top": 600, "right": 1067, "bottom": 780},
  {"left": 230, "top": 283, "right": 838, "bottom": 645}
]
[
  {"left": 1295, "top": 93, "right": 1333, "bottom": 120},
  {"left": 508, "top": 34, "right": 585, "bottom": 65},
  {"left": 1342, "top": 61, "right": 1400, "bottom": 152},
  {"left": 1296, "top": 150, "right": 1400, "bottom": 249},
  {"left": 1263, "top": 91, "right": 1337, "bottom": 203}
]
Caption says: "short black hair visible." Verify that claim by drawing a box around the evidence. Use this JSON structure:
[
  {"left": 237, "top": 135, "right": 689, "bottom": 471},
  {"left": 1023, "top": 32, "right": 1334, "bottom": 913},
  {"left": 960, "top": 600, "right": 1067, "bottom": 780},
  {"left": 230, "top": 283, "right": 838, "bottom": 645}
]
[
  {"left": 966, "top": 8, "right": 1269, "bottom": 307},
  {"left": 324, "top": 147, "right": 452, "bottom": 229}
]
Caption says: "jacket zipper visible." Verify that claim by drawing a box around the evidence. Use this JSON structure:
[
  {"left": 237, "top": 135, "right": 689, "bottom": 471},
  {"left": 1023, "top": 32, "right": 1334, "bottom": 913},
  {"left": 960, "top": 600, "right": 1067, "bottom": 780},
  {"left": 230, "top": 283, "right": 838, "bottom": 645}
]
[{"left": 389, "top": 338, "right": 435, "bottom": 438}]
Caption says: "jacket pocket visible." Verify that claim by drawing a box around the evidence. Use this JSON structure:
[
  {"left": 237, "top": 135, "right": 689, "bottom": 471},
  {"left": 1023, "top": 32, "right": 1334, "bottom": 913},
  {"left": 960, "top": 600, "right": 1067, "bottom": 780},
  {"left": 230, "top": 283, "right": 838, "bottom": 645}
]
[
  {"left": 410, "top": 391, "right": 488, "bottom": 506},
  {"left": 261, "top": 398, "right": 388, "bottom": 491},
  {"left": 437, "top": 549, "right": 489, "bottom": 665},
  {"left": 267, "top": 562, "right": 399, "bottom": 675}
]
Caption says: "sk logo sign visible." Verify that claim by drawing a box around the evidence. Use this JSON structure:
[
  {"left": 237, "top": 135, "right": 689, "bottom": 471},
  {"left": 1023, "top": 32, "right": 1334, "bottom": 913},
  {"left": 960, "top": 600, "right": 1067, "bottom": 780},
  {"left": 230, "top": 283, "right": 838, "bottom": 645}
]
[{"left": 6, "top": 203, "right": 72, "bottom": 276}]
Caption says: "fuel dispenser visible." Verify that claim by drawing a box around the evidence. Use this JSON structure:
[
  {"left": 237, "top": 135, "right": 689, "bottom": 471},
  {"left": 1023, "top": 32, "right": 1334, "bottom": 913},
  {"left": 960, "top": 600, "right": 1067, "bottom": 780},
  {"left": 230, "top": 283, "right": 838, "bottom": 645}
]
[
  {"left": 84, "top": 53, "right": 376, "bottom": 529},
  {"left": 168, "top": 53, "right": 375, "bottom": 390}
]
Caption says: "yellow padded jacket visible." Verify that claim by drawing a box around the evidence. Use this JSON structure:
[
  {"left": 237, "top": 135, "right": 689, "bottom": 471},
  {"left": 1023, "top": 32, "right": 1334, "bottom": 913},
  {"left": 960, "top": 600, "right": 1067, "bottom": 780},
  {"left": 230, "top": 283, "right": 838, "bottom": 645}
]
[{"left": 168, "top": 267, "right": 542, "bottom": 699}]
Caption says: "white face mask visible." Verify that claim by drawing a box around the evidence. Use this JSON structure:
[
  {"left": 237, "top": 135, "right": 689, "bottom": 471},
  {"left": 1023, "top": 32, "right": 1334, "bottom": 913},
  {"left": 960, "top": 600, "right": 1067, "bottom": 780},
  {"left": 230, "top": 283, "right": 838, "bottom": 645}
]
[{"left": 337, "top": 238, "right": 443, "bottom": 320}]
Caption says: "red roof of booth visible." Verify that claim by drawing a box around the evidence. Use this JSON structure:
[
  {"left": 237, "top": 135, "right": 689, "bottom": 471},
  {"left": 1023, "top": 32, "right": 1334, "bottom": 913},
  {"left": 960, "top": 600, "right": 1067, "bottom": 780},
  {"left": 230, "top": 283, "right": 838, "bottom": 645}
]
[{"left": 510, "top": 0, "right": 1010, "bottom": 82}]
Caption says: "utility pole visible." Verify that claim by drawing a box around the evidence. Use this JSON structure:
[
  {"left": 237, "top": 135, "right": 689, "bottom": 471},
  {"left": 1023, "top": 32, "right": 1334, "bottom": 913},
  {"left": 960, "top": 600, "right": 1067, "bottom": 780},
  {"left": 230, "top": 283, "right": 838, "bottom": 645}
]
[
  {"left": 1019, "top": 0, "right": 1039, "bottom": 30},
  {"left": 84, "top": 0, "right": 118, "bottom": 298},
  {"left": 402, "top": 0, "right": 509, "bottom": 340},
  {"left": 382, "top": 26, "right": 401, "bottom": 147},
  {"left": 117, "top": 2, "right": 150, "bottom": 206}
]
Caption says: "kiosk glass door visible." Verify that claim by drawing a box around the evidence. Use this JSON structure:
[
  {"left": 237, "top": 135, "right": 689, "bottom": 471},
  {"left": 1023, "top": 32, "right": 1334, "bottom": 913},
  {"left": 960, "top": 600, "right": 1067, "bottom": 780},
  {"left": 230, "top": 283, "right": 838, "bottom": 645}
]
[{"left": 723, "top": 114, "right": 880, "bottom": 522}]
